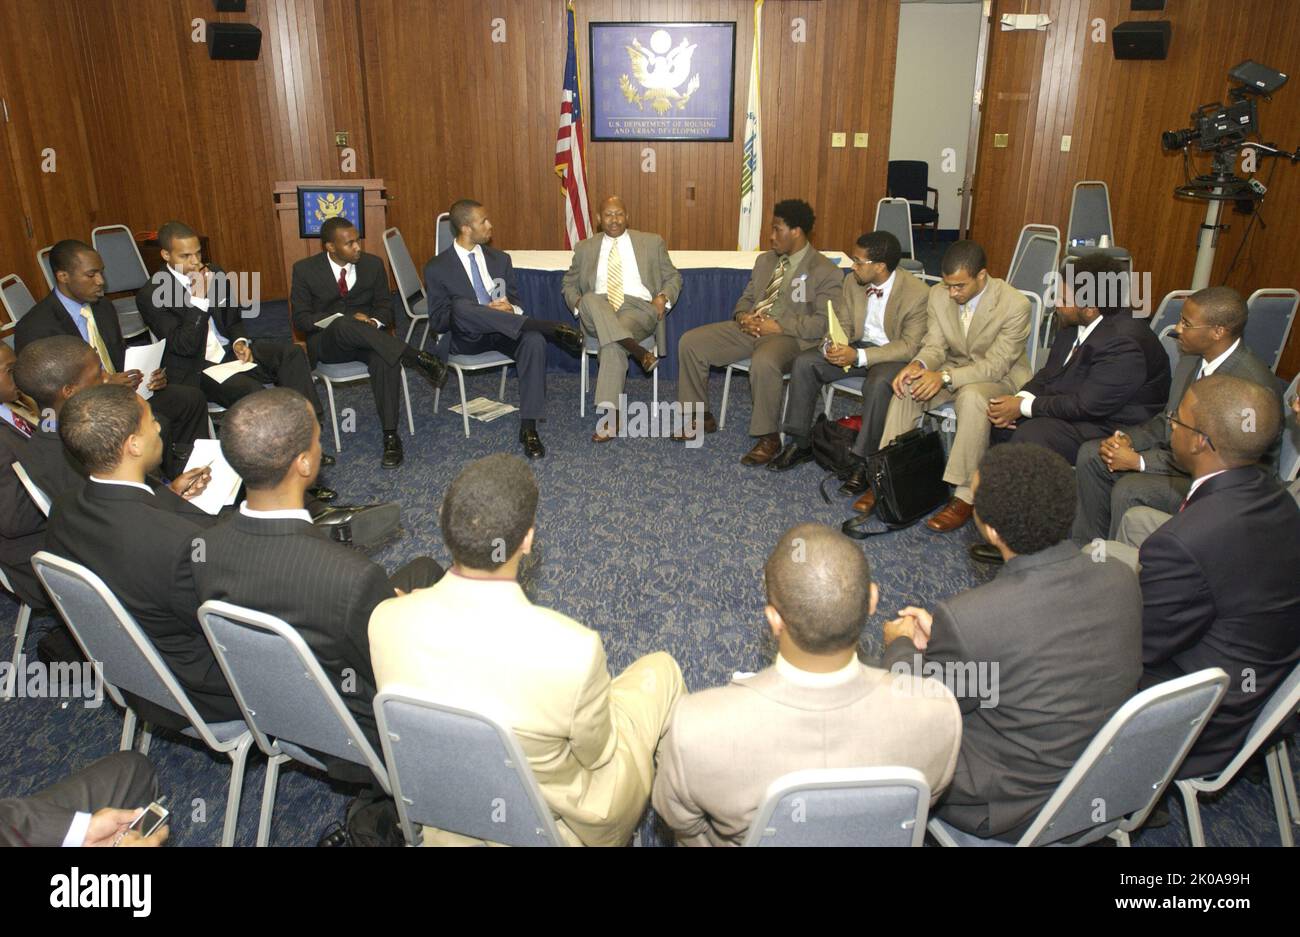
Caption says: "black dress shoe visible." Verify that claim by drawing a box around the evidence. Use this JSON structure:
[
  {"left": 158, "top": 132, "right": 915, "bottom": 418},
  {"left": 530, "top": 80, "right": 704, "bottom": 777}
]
[
  {"left": 313, "top": 502, "right": 402, "bottom": 548},
  {"left": 969, "top": 543, "right": 1004, "bottom": 565},
  {"left": 519, "top": 425, "right": 546, "bottom": 459},
  {"left": 839, "top": 462, "right": 869, "bottom": 495},
  {"left": 381, "top": 432, "right": 404, "bottom": 469},
  {"left": 319, "top": 453, "right": 336, "bottom": 467},
  {"left": 767, "top": 442, "right": 814, "bottom": 472},
  {"left": 551, "top": 324, "right": 584, "bottom": 357},
  {"left": 307, "top": 485, "right": 338, "bottom": 503},
  {"left": 403, "top": 349, "right": 449, "bottom": 389}
]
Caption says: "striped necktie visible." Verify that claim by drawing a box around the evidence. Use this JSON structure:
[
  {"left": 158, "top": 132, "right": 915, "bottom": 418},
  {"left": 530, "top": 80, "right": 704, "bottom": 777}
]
[
  {"left": 752, "top": 256, "right": 789, "bottom": 317},
  {"left": 80, "top": 306, "right": 116, "bottom": 373},
  {"left": 606, "top": 240, "right": 625, "bottom": 312}
]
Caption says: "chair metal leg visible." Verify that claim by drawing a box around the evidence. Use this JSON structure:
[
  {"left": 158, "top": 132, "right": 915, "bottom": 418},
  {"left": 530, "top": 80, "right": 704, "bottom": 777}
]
[
  {"left": 1278, "top": 738, "right": 1299, "bottom": 824},
  {"left": 1109, "top": 829, "right": 1131, "bottom": 847},
  {"left": 498, "top": 365, "right": 508, "bottom": 399},
  {"left": 257, "top": 752, "right": 291, "bottom": 847},
  {"left": 323, "top": 379, "right": 342, "bottom": 451},
  {"left": 400, "top": 370, "right": 415, "bottom": 436},
  {"left": 3, "top": 603, "right": 30, "bottom": 699},
  {"left": 580, "top": 350, "right": 589, "bottom": 418},
  {"left": 419, "top": 321, "right": 431, "bottom": 351},
  {"left": 719, "top": 366, "right": 733, "bottom": 429},
  {"left": 458, "top": 368, "right": 471, "bottom": 438},
  {"left": 1176, "top": 780, "right": 1206, "bottom": 847},
  {"left": 778, "top": 384, "right": 790, "bottom": 444},
  {"left": 137, "top": 724, "right": 153, "bottom": 756},
  {"left": 221, "top": 734, "right": 254, "bottom": 847},
  {"left": 823, "top": 385, "right": 834, "bottom": 418},
  {"left": 1265, "top": 745, "right": 1295, "bottom": 847},
  {"left": 119, "top": 708, "right": 138, "bottom": 751}
]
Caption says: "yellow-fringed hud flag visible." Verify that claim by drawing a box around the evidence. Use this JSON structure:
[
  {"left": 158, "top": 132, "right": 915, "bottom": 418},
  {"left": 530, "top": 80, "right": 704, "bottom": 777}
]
[{"left": 825, "top": 300, "right": 850, "bottom": 371}]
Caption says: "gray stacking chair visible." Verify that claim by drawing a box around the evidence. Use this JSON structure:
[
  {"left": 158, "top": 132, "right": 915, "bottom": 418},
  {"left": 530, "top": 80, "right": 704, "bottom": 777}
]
[
  {"left": 1174, "top": 661, "right": 1300, "bottom": 847},
  {"left": 1008, "top": 224, "right": 1061, "bottom": 279},
  {"left": 579, "top": 330, "right": 662, "bottom": 417},
  {"left": 1150, "top": 290, "right": 1194, "bottom": 333},
  {"left": 1280, "top": 372, "right": 1299, "bottom": 482},
  {"left": 1066, "top": 180, "right": 1115, "bottom": 245},
  {"left": 874, "top": 198, "right": 925, "bottom": 276},
  {"left": 13, "top": 462, "right": 51, "bottom": 517},
  {"left": 718, "top": 359, "right": 790, "bottom": 433},
  {"left": 36, "top": 247, "right": 55, "bottom": 291},
  {"left": 1157, "top": 324, "right": 1182, "bottom": 377},
  {"left": 0, "top": 567, "right": 33, "bottom": 702},
  {"left": 742, "top": 767, "right": 930, "bottom": 847},
  {"left": 432, "top": 342, "right": 514, "bottom": 439},
  {"left": 928, "top": 668, "right": 1228, "bottom": 847},
  {"left": 314, "top": 361, "right": 414, "bottom": 451},
  {"left": 89, "top": 225, "right": 152, "bottom": 339},
  {"left": 435, "top": 212, "right": 454, "bottom": 256},
  {"left": 1244, "top": 288, "right": 1299, "bottom": 374},
  {"left": 197, "top": 600, "right": 391, "bottom": 847},
  {"left": 0, "top": 274, "right": 37, "bottom": 325},
  {"left": 382, "top": 226, "right": 432, "bottom": 349},
  {"left": 30, "top": 552, "right": 254, "bottom": 846},
  {"left": 375, "top": 688, "right": 566, "bottom": 847}
]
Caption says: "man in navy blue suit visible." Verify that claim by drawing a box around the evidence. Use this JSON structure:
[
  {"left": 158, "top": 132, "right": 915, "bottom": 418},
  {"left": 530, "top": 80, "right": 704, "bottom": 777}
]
[{"left": 423, "top": 199, "right": 583, "bottom": 459}]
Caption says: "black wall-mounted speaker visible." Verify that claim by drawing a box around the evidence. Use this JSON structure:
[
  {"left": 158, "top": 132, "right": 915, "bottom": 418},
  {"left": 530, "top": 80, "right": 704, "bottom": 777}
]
[
  {"left": 208, "top": 23, "right": 262, "bottom": 61},
  {"left": 1112, "top": 21, "right": 1172, "bottom": 60},
  {"left": 214, "top": 0, "right": 248, "bottom": 12},
  {"left": 1130, "top": 0, "right": 1167, "bottom": 11}
]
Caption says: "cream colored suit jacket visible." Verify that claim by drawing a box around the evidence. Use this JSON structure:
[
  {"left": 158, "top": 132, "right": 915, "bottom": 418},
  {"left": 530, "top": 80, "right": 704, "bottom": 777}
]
[
  {"left": 835, "top": 267, "right": 930, "bottom": 367},
  {"left": 651, "top": 662, "right": 962, "bottom": 847},
  {"left": 369, "top": 572, "right": 630, "bottom": 846},
  {"left": 915, "top": 276, "right": 1033, "bottom": 390}
]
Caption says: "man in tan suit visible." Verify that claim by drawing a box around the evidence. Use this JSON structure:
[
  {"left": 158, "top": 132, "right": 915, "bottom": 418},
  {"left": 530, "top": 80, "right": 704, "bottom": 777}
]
[
  {"left": 369, "top": 453, "right": 683, "bottom": 847},
  {"left": 651, "top": 523, "right": 962, "bottom": 847},
  {"left": 675, "top": 199, "right": 844, "bottom": 464},
  {"left": 767, "top": 230, "right": 929, "bottom": 502},
  {"left": 877, "top": 240, "right": 1031, "bottom": 531},
  {"left": 562, "top": 196, "right": 682, "bottom": 442}
]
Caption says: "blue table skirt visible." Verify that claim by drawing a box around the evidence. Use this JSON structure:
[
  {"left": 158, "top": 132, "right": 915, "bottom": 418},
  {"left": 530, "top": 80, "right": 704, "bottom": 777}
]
[{"left": 514, "top": 267, "right": 753, "bottom": 381}]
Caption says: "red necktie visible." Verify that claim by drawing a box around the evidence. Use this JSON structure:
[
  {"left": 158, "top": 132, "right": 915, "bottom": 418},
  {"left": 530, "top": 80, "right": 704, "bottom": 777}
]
[
  {"left": 337, "top": 268, "right": 349, "bottom": 298},
  {"left": 9, "top": 413, "right": 33, "bottom": 438}
]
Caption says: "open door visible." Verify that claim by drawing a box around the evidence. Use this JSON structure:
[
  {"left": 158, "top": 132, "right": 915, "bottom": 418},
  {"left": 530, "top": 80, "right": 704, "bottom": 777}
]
[{"left": 958, "top": 0, "right": 995, "bottom": 236}]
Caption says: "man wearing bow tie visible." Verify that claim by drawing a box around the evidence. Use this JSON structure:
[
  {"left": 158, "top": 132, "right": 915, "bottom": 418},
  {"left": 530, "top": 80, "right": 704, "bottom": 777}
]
[{"left": 985, "top": 253, "right": 1169, "bottom": 464}]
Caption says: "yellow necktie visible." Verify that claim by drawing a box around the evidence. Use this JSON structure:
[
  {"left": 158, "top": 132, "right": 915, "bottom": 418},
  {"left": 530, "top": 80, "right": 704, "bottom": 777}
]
[
  {"left": 81, "top": 306, "right": 115, "bottom": 373},
  {"left": 606, "top": 241, "right": 625, "bottom": 312},
  {"left": 959, "top": 303, "right": 973, "bottom": 336}
]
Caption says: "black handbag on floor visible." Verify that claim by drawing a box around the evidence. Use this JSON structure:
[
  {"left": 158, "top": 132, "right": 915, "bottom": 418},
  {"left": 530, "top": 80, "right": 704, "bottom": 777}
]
[
  {"left": 810, "top": 415, "right": 860, "bottom": 502},
  {"left": 842, "top": 419, "right": 949, "bottom": 539}
]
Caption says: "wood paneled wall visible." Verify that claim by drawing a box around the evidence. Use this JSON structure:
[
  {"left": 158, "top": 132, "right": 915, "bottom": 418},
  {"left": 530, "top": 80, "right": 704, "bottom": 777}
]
[
  {"left": 364, "top": 0, "right": 899, "bottom": 272},
  {"left": 971, "top": 0, "right": 1300, "bottom": 376}
]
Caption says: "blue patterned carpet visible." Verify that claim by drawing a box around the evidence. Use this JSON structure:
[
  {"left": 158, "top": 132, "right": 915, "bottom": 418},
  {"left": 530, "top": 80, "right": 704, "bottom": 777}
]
[{"left": 1, "top": 299, "right": 1295, "bottom": 847}]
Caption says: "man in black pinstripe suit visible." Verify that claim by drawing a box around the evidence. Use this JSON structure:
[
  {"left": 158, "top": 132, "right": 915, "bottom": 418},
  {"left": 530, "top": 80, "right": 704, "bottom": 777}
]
[{"left": 190, "top": 388, "right": 442, "bottom": 762}]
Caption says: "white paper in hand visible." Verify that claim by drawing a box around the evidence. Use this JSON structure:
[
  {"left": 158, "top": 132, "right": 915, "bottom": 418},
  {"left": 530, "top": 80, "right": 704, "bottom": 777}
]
[
  {"left": 202, "top": 360, "right": 258, "bottom": 384},
  {"left": 124, "top": 339, "right": 167, "bottom": 400},
  {"left": 182, "top": 439, "right": 242, "bottom": 516},
  {"left": 314, "top": 312, "right": 344, "bottom": 330}
]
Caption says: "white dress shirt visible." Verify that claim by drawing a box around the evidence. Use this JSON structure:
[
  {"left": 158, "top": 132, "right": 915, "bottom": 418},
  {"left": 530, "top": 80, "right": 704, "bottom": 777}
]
[
  {"left": 239, "top": 502, "right": 312, "bottom": 523},
  {"left": 453, "top": 242, "right": 523, "bottom": 315},
  {"left": 595, "top": 232, "right": 652, "bottom": 302},
  {"left": 856, "top": 271, "right": 894, "bottom": 367},
  {"left": 912, "top": 285, "right": 987, "bottom": 369},
  {"left": 327, "top": 256, "right": 381, "bottom": 328},
  {"left": 774, "top": 653, "right": 863, "bottom": 688},
  {"left": 1138, "top": 338, "right": 1241, "bottom": 471},
  {"left": 88, "top": 476, "right": 153, "bottom": 495},
  {"left": 1016, "top": 314, "right": 1105, "bottom": 418},
  {"left": 1185, "top": 469, "right": 1229, "bottom": 503}
]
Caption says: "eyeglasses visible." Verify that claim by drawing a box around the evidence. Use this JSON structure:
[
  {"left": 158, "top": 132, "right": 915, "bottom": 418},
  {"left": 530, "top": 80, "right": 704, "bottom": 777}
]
[
  {"left": 1161, "top": 411, "right": 1216, "bottom": 451},
  {"left": 1177, "top": 317, "right": 1217, "bottom": 331},
  {"left": 850, "top": 257, "right": 879, "bottom": 267}
]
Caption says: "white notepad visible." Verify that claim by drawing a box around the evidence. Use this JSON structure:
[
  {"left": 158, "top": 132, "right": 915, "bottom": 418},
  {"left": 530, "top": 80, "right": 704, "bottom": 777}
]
[
  {"left": 124, "top": 339, "right": 167, "bottom": 400},
  {"left": 202, "top": 360, "right": 258, "bottom": 384},
  {"left": 181, "top": 438, "right": 242, "bottom": 516}
]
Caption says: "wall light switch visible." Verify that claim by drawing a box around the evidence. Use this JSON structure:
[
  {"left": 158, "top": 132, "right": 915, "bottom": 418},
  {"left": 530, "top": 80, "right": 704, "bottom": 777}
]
[
  {"left": 1060, "top": 134, "right": 1072, "bottom": 152},
  {"left": 853, "top": 132, "right": 868, "bottom": 148},
  {"left": 993, "top": 133, "right": 1009, "bottom": 148},
  {"left": 831, "top": 132, "right": 847, "bottom": 149}
]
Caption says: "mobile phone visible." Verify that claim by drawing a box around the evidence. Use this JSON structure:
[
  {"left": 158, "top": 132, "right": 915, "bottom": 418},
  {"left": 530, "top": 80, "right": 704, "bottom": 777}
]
[{"left": 128, "top": 799, "right": 169, "bottom": 838}]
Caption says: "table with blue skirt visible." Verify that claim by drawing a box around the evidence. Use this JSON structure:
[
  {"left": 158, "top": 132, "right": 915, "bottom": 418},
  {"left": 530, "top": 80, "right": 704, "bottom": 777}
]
[{"left": 506, "top": 250, "right": 847, "bottom": 382}]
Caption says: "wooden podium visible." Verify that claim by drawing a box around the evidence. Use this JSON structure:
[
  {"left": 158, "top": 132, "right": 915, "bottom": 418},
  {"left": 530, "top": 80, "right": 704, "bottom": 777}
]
[{"left": 272, "top": 178, "right": 391, "bottom": 299}]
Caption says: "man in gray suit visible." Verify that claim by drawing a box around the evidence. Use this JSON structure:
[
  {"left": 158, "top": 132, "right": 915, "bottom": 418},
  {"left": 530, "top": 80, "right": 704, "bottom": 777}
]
[
  {"left": 767, "top": 230, "right": 929, "bottom": 499},
  {"left": 674, "top": 199, "right": 843, "bottom": 464},
  {"left": 0, "top": 752, "right": 165, "bottom": 847},
  {"left": 884, "top": 444, "right": 1142, "bottom": 840},
  {"left": 652, "top": 522, "right": 961, "bottom": 846},
  {"left": 561, "top": 196, "right": 682, "bottom": 442},
  {"left": 1073, "top": 286, "right": 1282, "bottom": 541}
]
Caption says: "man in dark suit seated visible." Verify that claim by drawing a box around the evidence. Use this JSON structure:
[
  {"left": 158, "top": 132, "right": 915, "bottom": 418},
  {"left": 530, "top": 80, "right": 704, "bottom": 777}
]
[
  {"left": 44, "top": 383, "right": 237, "bottom": 726},
  {"left": 191, "top": 388, "right": 443, "bottom": 757},
  {"left": 0, "top": 751, "right": 165, "bottom": 847},
  {"left": 986, "top": 253, "right": 1170, "bottom": 463},
  {"left": 290, "top": 216, "right": 449, "bottom": 469},
  {"left": 16, "top": 240, "right": 209, "bottom": 477},
  {"left": 1073, "top": 286, "right": 1280, "bottom": 541},
  {"left": 883, "top": 443, "right": 1142, "bottom": 840},
  {"left": 1132, "top": 375, "right": 1299, "bottom": 779},
  {"left": 767, "top": 230, "right": 929, "bottom": 496},
  {"left": 424, "top": 199, "right": 584, "bottom": 460},
  {"left": 0, "top": 338, "right": 96, "bottom": 611}
]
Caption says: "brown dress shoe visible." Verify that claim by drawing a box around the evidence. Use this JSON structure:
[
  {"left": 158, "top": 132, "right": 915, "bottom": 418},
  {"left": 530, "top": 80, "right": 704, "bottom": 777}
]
[
  {"left": 926, "top": 497, "right": 973, "bottom": 532},
  {"left": 670, "top": 411, "right": 718, "bottom": 441},
  {"left": 851, "top": 488, "right": 876, "bottom": 515},
  {"left": 592, "top": 414, "right": 621, "bottom": 443},
  {"left": 637, "top": 349, "right": 660, "bottom": 374},
  {"left": 741, "top": 434, "right": 782, "bottom": 466}
]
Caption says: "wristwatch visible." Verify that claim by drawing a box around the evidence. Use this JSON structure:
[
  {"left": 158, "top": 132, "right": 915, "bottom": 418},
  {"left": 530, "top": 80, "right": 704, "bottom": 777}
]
[{"left": 941, "top": 370, "right": 953, "bottom": 388}]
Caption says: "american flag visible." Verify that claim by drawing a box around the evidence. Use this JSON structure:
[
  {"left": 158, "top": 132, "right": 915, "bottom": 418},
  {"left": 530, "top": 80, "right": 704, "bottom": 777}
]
[{"left": 554, "top": 0, "right": 592, "bottom": 247}]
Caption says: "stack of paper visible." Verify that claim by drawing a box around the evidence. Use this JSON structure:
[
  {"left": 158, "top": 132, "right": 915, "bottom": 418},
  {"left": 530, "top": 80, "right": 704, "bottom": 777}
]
[
  {"left": 181, "top": 438, "right": 242, "bottom": 516},
  {"left": 123, "top": 339, "right": 167, "bottom": 399},
  {"left": 449, "top": 397, "right": 519, "bottom": 423}
]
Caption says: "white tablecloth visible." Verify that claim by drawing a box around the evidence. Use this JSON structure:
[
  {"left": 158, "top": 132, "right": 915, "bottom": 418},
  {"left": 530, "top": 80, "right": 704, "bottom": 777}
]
[{"left": 506, "top": 249, "right": 847, "bottom": 272}]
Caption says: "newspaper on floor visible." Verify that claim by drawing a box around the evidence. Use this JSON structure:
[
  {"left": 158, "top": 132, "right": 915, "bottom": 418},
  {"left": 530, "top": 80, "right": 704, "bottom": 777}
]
[{"left": 449, "top": 397, "right": 519, "bottom": 423}]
